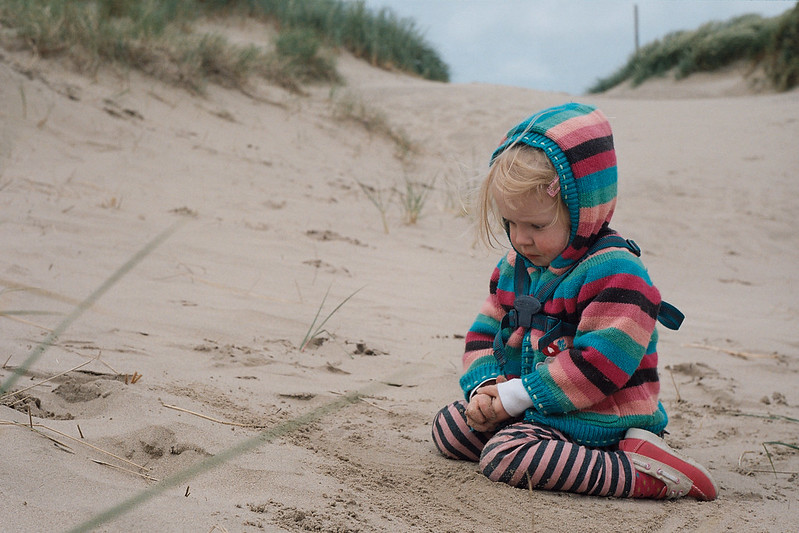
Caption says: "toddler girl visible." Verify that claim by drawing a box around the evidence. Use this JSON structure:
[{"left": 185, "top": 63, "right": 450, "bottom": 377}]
[{"left": 432, "top": 103, "right": 717, "bottom": 500}]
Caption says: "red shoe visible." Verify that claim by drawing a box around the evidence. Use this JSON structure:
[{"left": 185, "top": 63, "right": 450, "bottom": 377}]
[{"left": 619, "top": 428, "right": 718, "bottom": 501}]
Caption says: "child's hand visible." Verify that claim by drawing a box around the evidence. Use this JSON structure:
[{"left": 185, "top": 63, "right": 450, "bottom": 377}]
[{"left": 466, "top": 384, "right": 511, "bottom": 432}]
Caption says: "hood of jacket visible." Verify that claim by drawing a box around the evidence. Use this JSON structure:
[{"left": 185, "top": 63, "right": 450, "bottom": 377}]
[{"left": 490, "top": 102, "right": 617, "bottom": 274}]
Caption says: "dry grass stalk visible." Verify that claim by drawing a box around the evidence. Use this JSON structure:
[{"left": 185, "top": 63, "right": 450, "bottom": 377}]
[
  {"left": 356, "top": 180, "right": 393, "bottom": 234},
  {"left": 97, "top": 357, "right": 121, "bottom": 376},
  {"left": 684, "top": 342, "right": 780, "bottom": 360},
  {"left": 738, "top": 444, "right": 799, "bottom": 476},
  {"left": 721, "top": 409, "right": 799, "bottom": 424},
  {"left": 0, "top": 357, "right": 96, "bottom": 403},
  {"left": 160, "top": 402, "right": 268, "bottom": 428},
  {"left": 124, "top": 371, "right": 142, "bottom": 385},
  {"left": 1, "top": 419, "right": 75, "bottom": 452},
  {"left": 525, "top": 471, "right": 537, "bottom": 530},
  {"left": 55, "top": 345, "right": 122, "bottom": 376},
  {"left": 396, "top": 174, "right": 436, "bottom": 225},
  {"left": 0, "top": 312, "right": 54, "bottom": 331},
  {"left": 668, "top": 368, "right": 682, "bottom": 403},
  {"left": 91, "top": 459, "right": 159, "bottom": 482},
  {"left": 763, "top": 441, "right": 799, "bottom": 477},
  {"left": 0, "top": 419, "right": 151, "bottom": 473},
  {"left": 358, "top": 397, "right": 391, "bottom": 413},
  {"left": 330, "top": 390, "right": 390, "bottom": 413},
  {"left": 0, "top": 277, "right": 84, "bottom": 307},
  {"left": 5, "top": 393, "right": 33, "bottom": 410}
]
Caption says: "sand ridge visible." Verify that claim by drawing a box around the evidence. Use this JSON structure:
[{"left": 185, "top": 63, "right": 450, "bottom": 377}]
[{"left": 1, "top": 24, "right": 798, "bottom": 532}]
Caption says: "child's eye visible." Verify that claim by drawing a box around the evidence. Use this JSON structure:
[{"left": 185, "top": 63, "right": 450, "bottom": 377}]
[{"left": 502, "top": 217, "right": 547, "bottom": 231}]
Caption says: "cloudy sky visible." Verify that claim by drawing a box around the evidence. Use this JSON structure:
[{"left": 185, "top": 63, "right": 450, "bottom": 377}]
[{"left": 360, "top": 0, "right": 795, "bottom": 94}]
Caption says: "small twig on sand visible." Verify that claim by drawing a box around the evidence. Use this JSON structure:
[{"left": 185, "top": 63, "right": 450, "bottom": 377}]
[
  {"left": 683, "top": 342, "right": 779, "bottom": 360},
  {"left": 97, "top": 357, "right": 121, "bottom": 376},
  {"left": 720, "top": 410, "right": 799, "bottom": 424},
  {"left": 358, "top": 397, "right": 392, "bottom": 413},
  {"left": 668, "top": 368, "right": 682, "bottom": 403},
  {"left": 0, "top": 357, "right": 96, "bottom": 403},
  {"left": 160, "top": 402, "right": 268, "bottom": 428},
  {"left": 330, "top": 390, "right": 388, "bottom": 412},
  {"left": 1, "top": 419, "right": 150, "bottom": 473},
  {"left": 91, "top": 459, "right": 158, "bottom": 482},
  {"left": 738, "top": 445, "right": 799, "bottom": 477},
  {"left": 3, "top": 420, "right": 76, "bottom": 452},
  {"left": 526, "top": 472, "right": 537, "bottom": 530},
  {"left": 124, "top": 371, "right": 142, "bottom": 385},
  {"left": 0, "top": 313, "right": 54, "bottom": 331}
]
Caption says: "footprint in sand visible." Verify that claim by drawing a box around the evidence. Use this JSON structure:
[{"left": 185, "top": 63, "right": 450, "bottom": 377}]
[{"left": 305, "top": 229, "right": 367, "bottom": 247}]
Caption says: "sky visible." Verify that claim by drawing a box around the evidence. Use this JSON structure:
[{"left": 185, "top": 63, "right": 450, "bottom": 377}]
[{"left": 360, "top": 0, "right": 796, "bottom": 94}]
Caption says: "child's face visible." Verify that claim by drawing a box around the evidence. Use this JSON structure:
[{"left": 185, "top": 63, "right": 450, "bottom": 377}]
[{"left": 493, "top": 185, "right": 570, "bottom": 267}]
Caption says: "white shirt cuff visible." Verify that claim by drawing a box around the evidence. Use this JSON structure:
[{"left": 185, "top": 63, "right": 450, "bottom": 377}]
[
  {"left": 496, "top": 378, "right": 534, "bottom": 417},
  {"left": 468, "top": 377, "right": 497, "bottom": 400}
]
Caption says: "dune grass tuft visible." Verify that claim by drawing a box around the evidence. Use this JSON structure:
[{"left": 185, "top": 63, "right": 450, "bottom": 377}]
[
  {"left": 299, "top": 285, "right": 363, "bottom": 351},
  {"left": 329, "top": 88, "right": 417, "bottom": 158},
  {"left": 397, "top": 173, "right": 436, "bottom": 226},
  {"left": 589, "top": 5, "right": 799, "bottom": 93},
  {"left": 0, "top": 0, "right": 449, "bottom": 94},
  {"left": 765, "top": 2, "right": 799, "bottom": 91}
]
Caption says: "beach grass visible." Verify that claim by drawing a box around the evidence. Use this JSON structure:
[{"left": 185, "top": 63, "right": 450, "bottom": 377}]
[
  {"left": 299, "top": 285, "right": 363, "bottom": 351},
  {"left": 0, "top": 0, "right": 449, "bottom": 94},
  {"left": 397, "top": 173, "right": 436, "bottom": 225},
  {"left": 356, "top": 180, "right": 393, "bottom": 234},
  {"left": 766, "top": 2, "right": 799, "bottom": 91},
  {"left": 589, "top": 4, "right": 799, "bottom": 93},
  {"left": 329, "top": 88, "right": 416, "bottom": 158},
  {"left": 249, "top": 0, "right": 449, "bottom": 81},
  {"left": 354, "top": 172, "right": 436, "bottom": 232}
]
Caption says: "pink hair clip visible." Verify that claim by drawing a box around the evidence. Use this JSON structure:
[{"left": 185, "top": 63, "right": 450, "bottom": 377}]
[{"left": 546, "top": 177, "right": 560, "bottom": 197}]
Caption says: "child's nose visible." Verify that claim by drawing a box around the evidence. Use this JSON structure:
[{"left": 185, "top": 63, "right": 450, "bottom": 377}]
[{"left": 514, "top": 227, "right": 535, "bottom": 245}]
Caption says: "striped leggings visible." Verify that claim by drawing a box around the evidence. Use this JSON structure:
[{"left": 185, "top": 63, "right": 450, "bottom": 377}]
[{"left": 432, "top": 400, "right": 634, "bottom": 498}]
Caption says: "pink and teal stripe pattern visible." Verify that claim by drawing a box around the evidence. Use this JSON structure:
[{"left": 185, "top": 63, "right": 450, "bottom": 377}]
[
  {"left": 491, "top": 103, "right": 619, "bottom": 274},
  {"left": 463, "top": 103, "right": 668, "bottom": 447}
]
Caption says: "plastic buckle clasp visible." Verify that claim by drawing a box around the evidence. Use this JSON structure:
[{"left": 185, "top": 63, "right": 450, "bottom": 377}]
[{"left": 512, "top": 295, "right": 541, "bottom": 328}]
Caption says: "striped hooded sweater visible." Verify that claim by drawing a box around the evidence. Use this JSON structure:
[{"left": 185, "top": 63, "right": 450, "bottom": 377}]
[{"left": 460, "top": 103, "right": 668, "bottom": 447}]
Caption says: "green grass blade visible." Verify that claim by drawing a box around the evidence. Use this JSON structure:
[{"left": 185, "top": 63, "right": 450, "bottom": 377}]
[
  {"left": 310, "top": 285, "right": 363, "bottom": 337},
  {"left": 763, "top": 441, "right": 799, "bottom": 451},
  {"left": 0, "top": 310, "right": 61, "bottom": 316},
  {"left": 300, "top": 285, "right": 330, "bottom": 350},
  {"left": 300, "top": 285, "right": 364, "bottom": 351}
]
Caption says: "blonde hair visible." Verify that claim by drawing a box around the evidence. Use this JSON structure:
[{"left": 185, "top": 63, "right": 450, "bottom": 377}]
[{"left": 477, "top": 145, "right": 568, "bottom": 248}]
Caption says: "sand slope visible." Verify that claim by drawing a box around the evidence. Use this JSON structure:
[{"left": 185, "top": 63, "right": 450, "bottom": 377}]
[{"left": 1, "top": 28, "right": 799, "bottom": 532}]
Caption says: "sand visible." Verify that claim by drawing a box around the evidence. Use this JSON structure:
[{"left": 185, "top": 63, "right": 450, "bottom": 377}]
[{"left": 1, "top": 24, "right": 798, "bottom": 533}]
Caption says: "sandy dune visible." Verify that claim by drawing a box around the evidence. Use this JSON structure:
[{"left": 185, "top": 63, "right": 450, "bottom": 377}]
[{"left": 1, "top": 25, "right": 798, "bottom": 532}]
